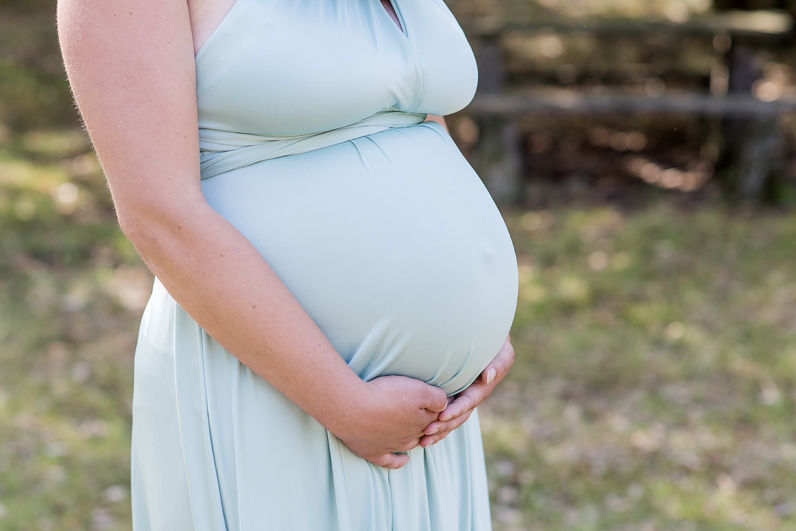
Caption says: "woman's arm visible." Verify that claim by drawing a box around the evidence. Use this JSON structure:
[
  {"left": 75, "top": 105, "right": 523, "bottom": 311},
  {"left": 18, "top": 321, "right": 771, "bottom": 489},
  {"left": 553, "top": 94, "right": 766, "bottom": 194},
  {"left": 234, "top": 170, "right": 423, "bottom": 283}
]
[{"left": 56, "top": 0, "right": 447, "bottom": 469}]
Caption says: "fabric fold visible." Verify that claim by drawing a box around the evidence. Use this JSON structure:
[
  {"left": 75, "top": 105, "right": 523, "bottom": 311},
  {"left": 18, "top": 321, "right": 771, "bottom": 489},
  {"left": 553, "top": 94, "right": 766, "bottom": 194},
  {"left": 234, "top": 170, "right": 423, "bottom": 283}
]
[{"left": 200, "top": 110, "right": 426, "bottom": 179}]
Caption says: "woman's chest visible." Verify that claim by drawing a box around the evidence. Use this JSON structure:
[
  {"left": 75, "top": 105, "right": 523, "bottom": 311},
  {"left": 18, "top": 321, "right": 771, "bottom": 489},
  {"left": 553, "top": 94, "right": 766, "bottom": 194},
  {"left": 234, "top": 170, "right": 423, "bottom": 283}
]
[{"left": 195, "top": 0, "right": 478, "bottom": 135}]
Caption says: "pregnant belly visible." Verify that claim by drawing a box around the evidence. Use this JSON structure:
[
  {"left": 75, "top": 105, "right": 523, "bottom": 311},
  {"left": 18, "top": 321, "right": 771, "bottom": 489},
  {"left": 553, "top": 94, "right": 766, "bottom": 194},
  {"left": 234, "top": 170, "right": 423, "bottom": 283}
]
[{"left": 201, "top": 123, "right": 518, "bottom": 396}]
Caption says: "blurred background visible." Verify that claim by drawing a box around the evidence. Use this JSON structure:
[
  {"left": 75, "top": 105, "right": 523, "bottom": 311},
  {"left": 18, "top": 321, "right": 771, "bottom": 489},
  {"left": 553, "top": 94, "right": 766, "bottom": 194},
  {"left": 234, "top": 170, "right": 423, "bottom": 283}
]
[{"left": 2, "top": 0, "right": 796, "bottom": 529}]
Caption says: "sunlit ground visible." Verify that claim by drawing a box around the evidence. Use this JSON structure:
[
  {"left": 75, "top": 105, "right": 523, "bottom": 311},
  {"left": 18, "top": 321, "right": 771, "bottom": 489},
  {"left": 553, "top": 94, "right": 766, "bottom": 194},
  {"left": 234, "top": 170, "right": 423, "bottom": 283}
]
[{"left": 2, "top": 129, "right": 796, "bottom": 530}]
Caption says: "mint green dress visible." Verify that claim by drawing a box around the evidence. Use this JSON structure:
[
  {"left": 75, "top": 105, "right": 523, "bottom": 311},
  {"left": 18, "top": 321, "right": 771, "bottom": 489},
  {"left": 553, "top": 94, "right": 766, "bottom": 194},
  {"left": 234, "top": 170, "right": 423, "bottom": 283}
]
[{"left": 130, "top": 0, "right": 518, "bottom": 529}]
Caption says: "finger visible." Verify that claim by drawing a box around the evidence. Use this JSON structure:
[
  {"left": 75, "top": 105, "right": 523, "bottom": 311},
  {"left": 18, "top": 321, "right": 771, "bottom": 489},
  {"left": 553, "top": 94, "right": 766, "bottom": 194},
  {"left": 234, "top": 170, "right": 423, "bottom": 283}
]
[
  {"left": 421, "top": 385, "right": 448, "bottom": 413},
  {"left": 369, "top": 452, "right": 409, "bottom": 469},
  {"left": 420, "top": 410, "right": 473, "bottom": 447},
  {"left": 438, "top": 384, "right": 487, "bottom": 422},
  {"left": 398, "top": 438, "right": 421, "bottom": 452},
  {"left": 483, "top": 339, "right": 515, "bottom": 385},
  {"left": 421, "top": 399, "right": 451, "bottom": 435},
  {"left": 483, "top": 366, "right": 498, "bottom": 386},
  {"left": 422, "top": 413, "right": 472, "bottom": 446}
]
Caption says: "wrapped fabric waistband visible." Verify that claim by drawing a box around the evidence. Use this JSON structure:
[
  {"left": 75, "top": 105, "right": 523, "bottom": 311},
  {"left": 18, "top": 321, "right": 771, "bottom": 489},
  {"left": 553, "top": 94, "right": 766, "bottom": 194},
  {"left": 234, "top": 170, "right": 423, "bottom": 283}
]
[{"left": 199, "top": 110, "right": 427, "bottom": 180}]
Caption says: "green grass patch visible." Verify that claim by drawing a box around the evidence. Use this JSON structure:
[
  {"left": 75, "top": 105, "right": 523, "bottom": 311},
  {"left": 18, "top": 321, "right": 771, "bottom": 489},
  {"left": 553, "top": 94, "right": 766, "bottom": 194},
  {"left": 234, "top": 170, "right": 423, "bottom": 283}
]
[
  {"left": 0, "top": 130, "right": 143, "bottom": 531},
  {"left": 484, "top": 205, "right": 796, "bottom": 531}
]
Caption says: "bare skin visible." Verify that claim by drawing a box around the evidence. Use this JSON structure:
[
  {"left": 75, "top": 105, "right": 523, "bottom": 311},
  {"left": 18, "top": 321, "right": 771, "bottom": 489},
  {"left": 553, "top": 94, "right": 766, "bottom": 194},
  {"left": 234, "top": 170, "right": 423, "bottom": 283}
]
[{"left": 56, "top": 0, "right": 513, "bottom": 469}]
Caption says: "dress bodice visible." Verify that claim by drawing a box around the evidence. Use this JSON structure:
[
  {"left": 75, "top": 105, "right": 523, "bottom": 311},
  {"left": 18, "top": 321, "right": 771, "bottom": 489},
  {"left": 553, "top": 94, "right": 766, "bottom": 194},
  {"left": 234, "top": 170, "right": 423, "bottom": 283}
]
[{"left": 194, "top": 0, "right": 478, "bottom": 137}]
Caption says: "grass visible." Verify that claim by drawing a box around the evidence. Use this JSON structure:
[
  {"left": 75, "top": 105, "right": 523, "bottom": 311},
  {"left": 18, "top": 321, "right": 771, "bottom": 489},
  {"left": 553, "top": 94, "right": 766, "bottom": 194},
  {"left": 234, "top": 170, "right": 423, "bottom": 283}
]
[
  {"left": 0, "top": 129, "right": 143, "bottom": 531},
  {"left": 484, "top": 203, "right": 796, "bottom": 530},
  {"left": 2, "top": 128, "right": 796, "bottom": 530}
]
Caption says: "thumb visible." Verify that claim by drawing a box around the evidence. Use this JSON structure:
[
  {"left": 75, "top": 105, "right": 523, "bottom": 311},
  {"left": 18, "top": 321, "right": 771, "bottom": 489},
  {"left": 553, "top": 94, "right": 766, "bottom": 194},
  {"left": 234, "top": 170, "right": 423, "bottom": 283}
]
[
  {"left": 421, "top": 385, "right": 448, "bottom": 413},
  {"left": 370, "top": 452, "right": 409, "bottom": 469}
]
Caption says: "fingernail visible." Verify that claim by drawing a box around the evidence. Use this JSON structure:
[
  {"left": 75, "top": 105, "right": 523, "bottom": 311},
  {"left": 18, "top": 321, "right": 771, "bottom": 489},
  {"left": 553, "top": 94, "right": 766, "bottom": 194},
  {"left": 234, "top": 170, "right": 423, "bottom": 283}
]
[
  {"left": 439, "top": 413, "right": 452, "bottom": 421},
  {"left": 426, "top": 428, "right": 439, "bottom": 436},
  {"left": 485, "top": 368, "right": 497, "bottom": 385}
]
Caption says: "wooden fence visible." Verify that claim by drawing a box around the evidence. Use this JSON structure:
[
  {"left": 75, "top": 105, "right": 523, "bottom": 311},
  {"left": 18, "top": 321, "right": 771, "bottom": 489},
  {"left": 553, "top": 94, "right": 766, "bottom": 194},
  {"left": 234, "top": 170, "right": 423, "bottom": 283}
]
[{"left": 461, "top": 10, "right": 796, "bottom": 202}]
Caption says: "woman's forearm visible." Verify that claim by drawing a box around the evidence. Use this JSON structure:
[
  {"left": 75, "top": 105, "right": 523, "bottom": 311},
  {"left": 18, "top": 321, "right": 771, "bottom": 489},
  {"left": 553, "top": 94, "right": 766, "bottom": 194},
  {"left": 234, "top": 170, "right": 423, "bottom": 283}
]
[{"left": 128, "top": 199, "right": 368, "bottom": 434}]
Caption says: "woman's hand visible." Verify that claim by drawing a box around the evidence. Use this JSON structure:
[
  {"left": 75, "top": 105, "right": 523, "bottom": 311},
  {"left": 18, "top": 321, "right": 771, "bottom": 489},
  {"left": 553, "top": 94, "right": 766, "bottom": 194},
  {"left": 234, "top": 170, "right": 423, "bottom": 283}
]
[
  {"left": 331, "top": 375, "right": 447, "bottom": 469},
  {"left": 418, "top": 335, "right": 515, "bottom": 448}
]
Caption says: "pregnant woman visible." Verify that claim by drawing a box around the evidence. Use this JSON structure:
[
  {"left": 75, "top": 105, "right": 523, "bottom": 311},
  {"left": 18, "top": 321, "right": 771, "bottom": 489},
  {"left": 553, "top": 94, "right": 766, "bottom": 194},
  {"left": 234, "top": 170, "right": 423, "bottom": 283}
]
[{"left": 57, "top": 0, "right": 519, "bottom": 528}]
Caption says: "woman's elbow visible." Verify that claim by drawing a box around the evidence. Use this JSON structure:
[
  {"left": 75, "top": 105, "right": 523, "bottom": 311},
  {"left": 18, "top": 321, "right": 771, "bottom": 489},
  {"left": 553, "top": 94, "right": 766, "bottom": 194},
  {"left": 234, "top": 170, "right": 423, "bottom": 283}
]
[{"left": 115, "top": 198, "right": 196, "bottom": 253}]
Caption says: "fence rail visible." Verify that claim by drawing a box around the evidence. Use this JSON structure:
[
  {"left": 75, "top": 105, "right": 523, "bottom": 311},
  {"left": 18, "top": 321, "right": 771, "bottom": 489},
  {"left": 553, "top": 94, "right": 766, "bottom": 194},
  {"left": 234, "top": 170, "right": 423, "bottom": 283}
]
[
  {"left": 468, "top": 93, "right": 796, "bottom": 117},
  {"left": 461, "top": 10, "right": 794, "bottom": 39}
]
